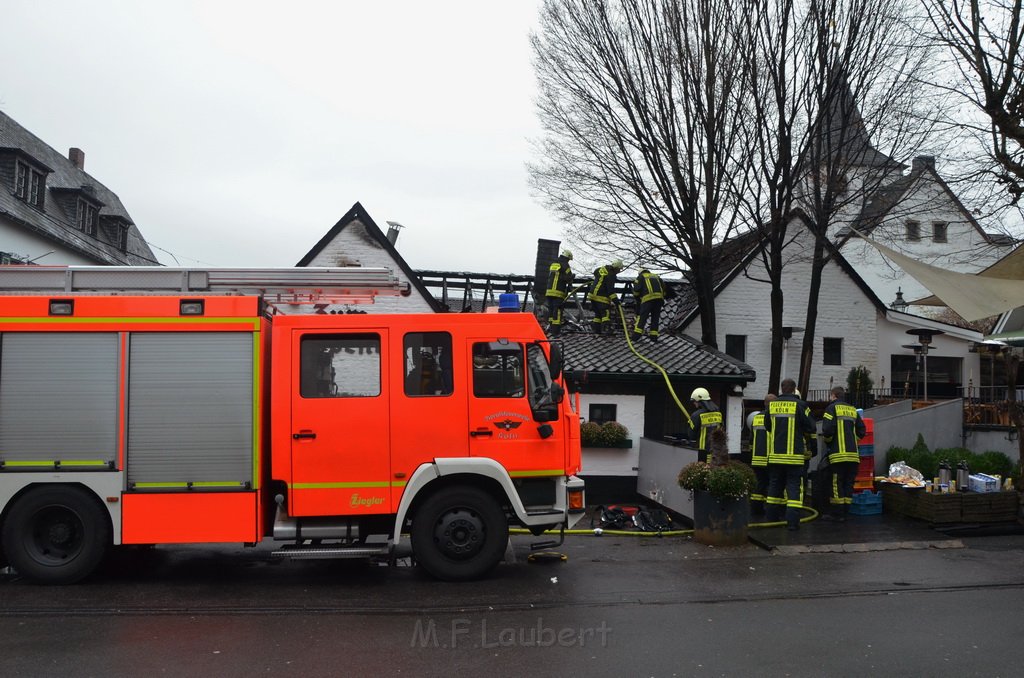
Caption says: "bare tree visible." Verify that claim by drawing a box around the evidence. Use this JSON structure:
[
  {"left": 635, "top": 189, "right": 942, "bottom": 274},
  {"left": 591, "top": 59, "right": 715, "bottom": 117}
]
[
  {"left": 794, "top": 0, "right": 937, "bottom": 394},
  {"left": 529, "top": 0, "right": 751, "bottom": 347},
  {"left": 926, "top": 0, "right": 1024, "bottom": 204}
]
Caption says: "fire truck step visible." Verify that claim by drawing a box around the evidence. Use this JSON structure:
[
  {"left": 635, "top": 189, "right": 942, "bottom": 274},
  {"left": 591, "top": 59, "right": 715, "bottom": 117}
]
[{"left": 272, "top": 545, "right": 391, "bottom": 560}]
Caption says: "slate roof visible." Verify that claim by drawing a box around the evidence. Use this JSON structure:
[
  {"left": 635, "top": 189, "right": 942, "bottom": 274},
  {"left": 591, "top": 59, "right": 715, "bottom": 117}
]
[
  {"left": 0, "top": 110, "right": 157, "bottom": 265},
  {"left": 839, "top": 158, "right": 1008, "bottom": 246},
  {"left": 556, "top": 328, "right": 755, "bottom": 382}
]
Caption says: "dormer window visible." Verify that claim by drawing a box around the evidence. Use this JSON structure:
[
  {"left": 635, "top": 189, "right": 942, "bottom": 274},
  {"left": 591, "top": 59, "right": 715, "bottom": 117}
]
[
  {"left": 906, "top": 220, "right": 920, "bottom": 242},
  {"left": 76, "top": 199, "right": 98, "bottom": 235},
  {"left": 14, "top": 159, "right": 46, "bottom": 209}
]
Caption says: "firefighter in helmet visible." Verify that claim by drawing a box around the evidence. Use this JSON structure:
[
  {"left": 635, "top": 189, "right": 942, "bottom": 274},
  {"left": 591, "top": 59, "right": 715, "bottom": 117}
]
[
  {"left": 545, "top": 249, "right": 574, "bottom": 337},
  {"left": 764, "top": 378, "right": 817, "bottom": 531},
  {"left": 587, "top": 259, "right": 623, "bottom": 335},
  {"left": 688, "top": 387, "right": 723, "bottom": 462},
  {"left": 632, "top": 268, "right": 666, "bottom": 341}
]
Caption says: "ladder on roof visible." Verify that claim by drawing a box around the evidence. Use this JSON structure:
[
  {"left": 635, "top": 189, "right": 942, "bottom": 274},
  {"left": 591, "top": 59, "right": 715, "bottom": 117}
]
[{"left": 0, "top": 266, "right": 410, "bottom": 306}]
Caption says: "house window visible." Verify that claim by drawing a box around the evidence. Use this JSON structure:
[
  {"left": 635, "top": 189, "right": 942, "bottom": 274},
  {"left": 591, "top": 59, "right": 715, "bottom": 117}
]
[
  {"left": 76, "top": 199, "right": 98, "bottom": 235},
  {"left": 14, "top": 160, "right": 45, "bottom": 208},
  {"left": 823, "top": 337, "right": 843, "bottom": 365},
  {"left": 589, "top": 403, "right": 617, "bottom": 425},
  {"left": 725, "top": 334, "right": 746, "bottom": 362},
  {"left": 117, "top": 225, "right": 128, "bottom": 252},
  {"left": 933, "top": 222, "right": 948, "bottom": 243},
  {"left": 906, "top": 220, "right": 920, "bottom": 242}
]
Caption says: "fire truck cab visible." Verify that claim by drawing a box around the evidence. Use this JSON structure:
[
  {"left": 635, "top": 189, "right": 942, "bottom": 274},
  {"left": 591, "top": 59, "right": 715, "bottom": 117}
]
[{"left": 0, "top": 267, "right": 583, "bottom": 583}]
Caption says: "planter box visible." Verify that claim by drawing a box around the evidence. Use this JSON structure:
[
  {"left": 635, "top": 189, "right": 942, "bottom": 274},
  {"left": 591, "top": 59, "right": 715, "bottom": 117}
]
[
  {"left": 879, "top": 483, "right": 1019, "bottom": 523},
  {"left": 582, "top": 439, "right": 633, "bottom": 449}
]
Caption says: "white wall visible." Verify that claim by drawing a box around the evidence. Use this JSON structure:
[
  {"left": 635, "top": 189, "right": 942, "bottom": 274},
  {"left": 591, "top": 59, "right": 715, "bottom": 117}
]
[
  {"left": 877, "top": 314, "right": 981, "bottom": 394},
  {"left": 0, "top": 221, "right": 96, "bottom": 265},
  {"left": 578, "top": 393, "right": 644, "bottom": 476},
  {"left": 304, "top": 220, "right": 436, "bottom": 313},
  {"left": 685, "top": 226, "right": 879, "bottom": 399},
  {"left": 839, "top": 173, "right": 1010, "bottom": 312}
]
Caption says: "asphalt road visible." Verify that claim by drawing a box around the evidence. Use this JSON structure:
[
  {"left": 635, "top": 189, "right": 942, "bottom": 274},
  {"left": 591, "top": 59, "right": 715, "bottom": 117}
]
[{"left": 1, "top": 532, "right": 1022, "bottom": 677}]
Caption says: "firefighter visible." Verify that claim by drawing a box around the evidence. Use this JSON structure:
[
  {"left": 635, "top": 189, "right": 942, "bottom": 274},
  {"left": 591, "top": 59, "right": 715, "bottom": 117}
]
[
  {"left": 821, "top": 385, "right": 866, "bottom": 521},
  {"left": 749, "top": 393, "right": 776, "bottom": 516},
  {"left": 545, "top": 249, "right": 574, "bottom": 337},
  {"left": 632, "top": 269, "right": 665, "bottom": 341},
  {"left": 688, "top": 387, "right": 723, "bottom": 463},
  {"left": 587, "top": 260, "right": 622, "bottom": 335},
  {"left": 765, "top": 378, "right": 817, "bottom": 530}
]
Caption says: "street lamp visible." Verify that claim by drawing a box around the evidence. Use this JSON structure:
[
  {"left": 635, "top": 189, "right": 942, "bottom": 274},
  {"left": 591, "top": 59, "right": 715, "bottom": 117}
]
[
  {"left": 890, "top": 288, "right": 908, "bottom": 313},
  {"left": 906, "top": 329, "right": 945, "bottom": 402}
]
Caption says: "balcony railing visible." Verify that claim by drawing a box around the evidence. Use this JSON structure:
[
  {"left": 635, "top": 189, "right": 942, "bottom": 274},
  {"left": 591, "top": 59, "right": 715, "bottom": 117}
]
[{"left": 803, "top": 387, "right": 1022, "bottom": 427}]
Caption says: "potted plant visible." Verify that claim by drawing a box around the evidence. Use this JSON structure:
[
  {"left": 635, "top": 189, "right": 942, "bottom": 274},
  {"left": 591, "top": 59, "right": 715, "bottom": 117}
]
[
  {"left": 677, "top": 428, "right": 756, "bottom": 546},
  {"left": 580, "top": 421, "right": 632, "bottom": 448}
]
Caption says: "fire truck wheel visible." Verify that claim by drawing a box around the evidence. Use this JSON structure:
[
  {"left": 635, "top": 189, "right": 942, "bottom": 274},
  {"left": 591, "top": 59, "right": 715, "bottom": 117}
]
[
  {"left": 1, "top": 486, "right": 111, "bottom": 584},
  {"left": 411, "top": 486, "right": 509, "bottom": 581}
]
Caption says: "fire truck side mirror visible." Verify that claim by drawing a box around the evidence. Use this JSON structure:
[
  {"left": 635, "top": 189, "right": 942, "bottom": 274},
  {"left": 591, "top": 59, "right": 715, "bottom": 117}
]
[
  {"left": 550, "top": 382, "right": 564, "bottom": 405},
  {"left": 548, "top": 342, "right": 563, "bottom": 381}
]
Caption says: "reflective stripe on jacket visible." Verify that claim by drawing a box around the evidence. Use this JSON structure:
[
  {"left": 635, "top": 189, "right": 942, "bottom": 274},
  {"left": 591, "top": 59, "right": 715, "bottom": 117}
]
[
  {"left": 546, "top": 260, "right": 572, "bottom": 299},
  {"left": 751, "top": 412, "right": 769, "bottom": 467},
  {"left": 632, "top": 272, "right": 664, "bottom": 304},
  {"left": 766, "top": 395, "right": 817, "bottom": 465},
  {"left": 587, "top": 266, "right": 618, "bottom": 303},
  {"left": 822, "top": 400, "right": 865, "bottom": 464},
  {"left": 690, "top": 403, "right": 722, "bottom": 457}
]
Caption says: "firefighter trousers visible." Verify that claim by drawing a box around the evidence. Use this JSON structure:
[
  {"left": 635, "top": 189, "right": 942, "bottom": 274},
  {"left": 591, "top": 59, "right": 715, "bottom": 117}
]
[
  {"left": 766, "top": 464, "right": 804, "bottom": 529},
  {"left": 829, "top": 461, "right": 858, "bottom": 515},
  {"left": 633, "top": 299, "right": 663, "bottom": 337},
  {"left": 751, "top": 465, "right": 769, "bottom": 515},
  {"left": 546, "top": 297, "right": 565, "bottom": 335}
]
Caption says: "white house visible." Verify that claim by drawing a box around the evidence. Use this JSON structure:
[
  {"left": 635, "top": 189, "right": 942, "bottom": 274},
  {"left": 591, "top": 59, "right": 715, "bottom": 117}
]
[
  {"left": 677, "top": 219, "right": 984, "bottom": 401},
  {"left": 835, "top": 155, "right": 1015, "bottom": 313},
  {"left": 296, "top": 202, "right": 442, "bottom": 313},
  {"left": 0, "top": 110, "right": 156, "bottom": 266}
]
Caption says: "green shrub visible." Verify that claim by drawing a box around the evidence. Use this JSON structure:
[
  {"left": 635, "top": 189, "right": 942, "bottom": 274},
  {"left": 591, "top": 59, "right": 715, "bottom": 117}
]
[
  {"left": 599, "top": 421, "right": 629, "bottom": 445},
  {"left": 677, "top": 460, "right": 756, "bottom": 500},
  {"left": 885, "top": 440, "right": 1012, "bottom": 480},
  {"left": 580, "top": 421, "right": 602, "bottom": 446},
  {"left": 972, "top": 451, "right": 1013, "bottom": 477}
]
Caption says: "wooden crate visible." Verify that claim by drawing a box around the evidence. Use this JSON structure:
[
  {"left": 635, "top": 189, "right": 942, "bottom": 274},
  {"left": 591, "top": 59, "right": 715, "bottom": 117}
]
[{"left": 879, "top": 484, "right": 1019, "bottom": 523}]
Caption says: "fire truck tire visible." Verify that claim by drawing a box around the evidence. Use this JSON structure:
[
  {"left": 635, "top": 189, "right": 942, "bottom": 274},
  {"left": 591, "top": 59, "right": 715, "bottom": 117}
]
[
  {"left": 1, "top": 486, "right": 111, "bottom": 584},
  {"left": 410, "top": 486, "right": 509, "bottom": 581}
]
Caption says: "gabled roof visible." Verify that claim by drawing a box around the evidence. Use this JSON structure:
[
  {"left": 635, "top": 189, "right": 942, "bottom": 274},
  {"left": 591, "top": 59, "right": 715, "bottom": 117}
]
[
  {"left": 671, "top": 215, "right": 891, "bottom": 330},
  {"left": 0, "top": 110, "right": 157, "bottom": 265},
  {"left": 556, "top": 330, "right": 755, "bottom": 382},
  {"left": 297, "top": 202, "right": 443, "bottom": 312},
  {"left": 838, "top": 158, "right": 1004, "bottom": 245}
]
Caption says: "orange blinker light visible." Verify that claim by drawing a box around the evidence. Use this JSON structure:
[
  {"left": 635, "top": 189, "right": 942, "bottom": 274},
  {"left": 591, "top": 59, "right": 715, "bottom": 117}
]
[{"left": 568, "top": 489, "right": 584, "bottom": 511}]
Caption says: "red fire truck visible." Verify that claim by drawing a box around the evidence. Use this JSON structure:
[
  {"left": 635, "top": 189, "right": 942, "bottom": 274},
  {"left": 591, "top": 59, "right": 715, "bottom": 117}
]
[{"left": 0, "top": 266, "right": 583, "bottom": 583}]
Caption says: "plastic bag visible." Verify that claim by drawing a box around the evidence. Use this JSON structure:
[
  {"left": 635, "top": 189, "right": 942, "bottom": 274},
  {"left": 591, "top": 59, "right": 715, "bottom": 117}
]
[{"left": 887, "top": 461, "right": 924, "bottom": 486}]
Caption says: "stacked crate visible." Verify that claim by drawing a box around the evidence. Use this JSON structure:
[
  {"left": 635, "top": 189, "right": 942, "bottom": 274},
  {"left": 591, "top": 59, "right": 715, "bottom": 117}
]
[{"left": 854, "top": 417, "right": 875, "bottom": 493}]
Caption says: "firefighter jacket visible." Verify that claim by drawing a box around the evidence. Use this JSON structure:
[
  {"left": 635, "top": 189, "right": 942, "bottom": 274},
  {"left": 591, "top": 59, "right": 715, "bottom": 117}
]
[
  {"left": 546, "top": 257, "right": 573, "bottom": 300},
  {"left": 632, "top": 271, "right": 665, "bottom": 304},
  {"left": 821, "top": 398, "right": 865, "bottom": 464},
  {"left": 750, "top": 411, "right": 769, "bottom": 468},
  {"left": 765, "top": 394, "right": 817, "bottom": 465},
  {"left": 587, "top": 266, "right": 619, "bottom": 304},
  {"left": 689, "top": 401, "right": 722, "bottom": 456}
]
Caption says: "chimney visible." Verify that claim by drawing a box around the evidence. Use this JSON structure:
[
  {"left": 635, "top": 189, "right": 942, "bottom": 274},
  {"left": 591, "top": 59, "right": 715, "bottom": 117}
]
[
  {"left": 68, "top": 148, "right": 85, "bottom": 170},
  {"left": 534, "top": 239, "right": 561, "bottom": 305},
  {"left": 385, "top": 221, "right": 404, "bottom": 246},
  {"left": 912, "top": 155, "right": 935, "bottom": 172}
]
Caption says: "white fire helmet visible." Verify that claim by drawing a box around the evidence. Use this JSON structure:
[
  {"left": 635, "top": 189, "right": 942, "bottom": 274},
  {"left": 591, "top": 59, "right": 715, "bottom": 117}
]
[{"left": 690, "top": 387, "right": 711, "bottom": 402}]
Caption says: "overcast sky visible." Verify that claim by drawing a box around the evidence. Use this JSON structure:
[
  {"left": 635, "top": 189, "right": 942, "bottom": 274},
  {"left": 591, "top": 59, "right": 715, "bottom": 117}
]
[{"left": 0, "top": 0, "right": 564, "bottom": 273}]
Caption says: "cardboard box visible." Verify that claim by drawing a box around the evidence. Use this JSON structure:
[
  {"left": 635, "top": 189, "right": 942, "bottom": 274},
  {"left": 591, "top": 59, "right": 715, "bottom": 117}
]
[{"left": 969, "top": 474, "right": 999, "bottom": 493}]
